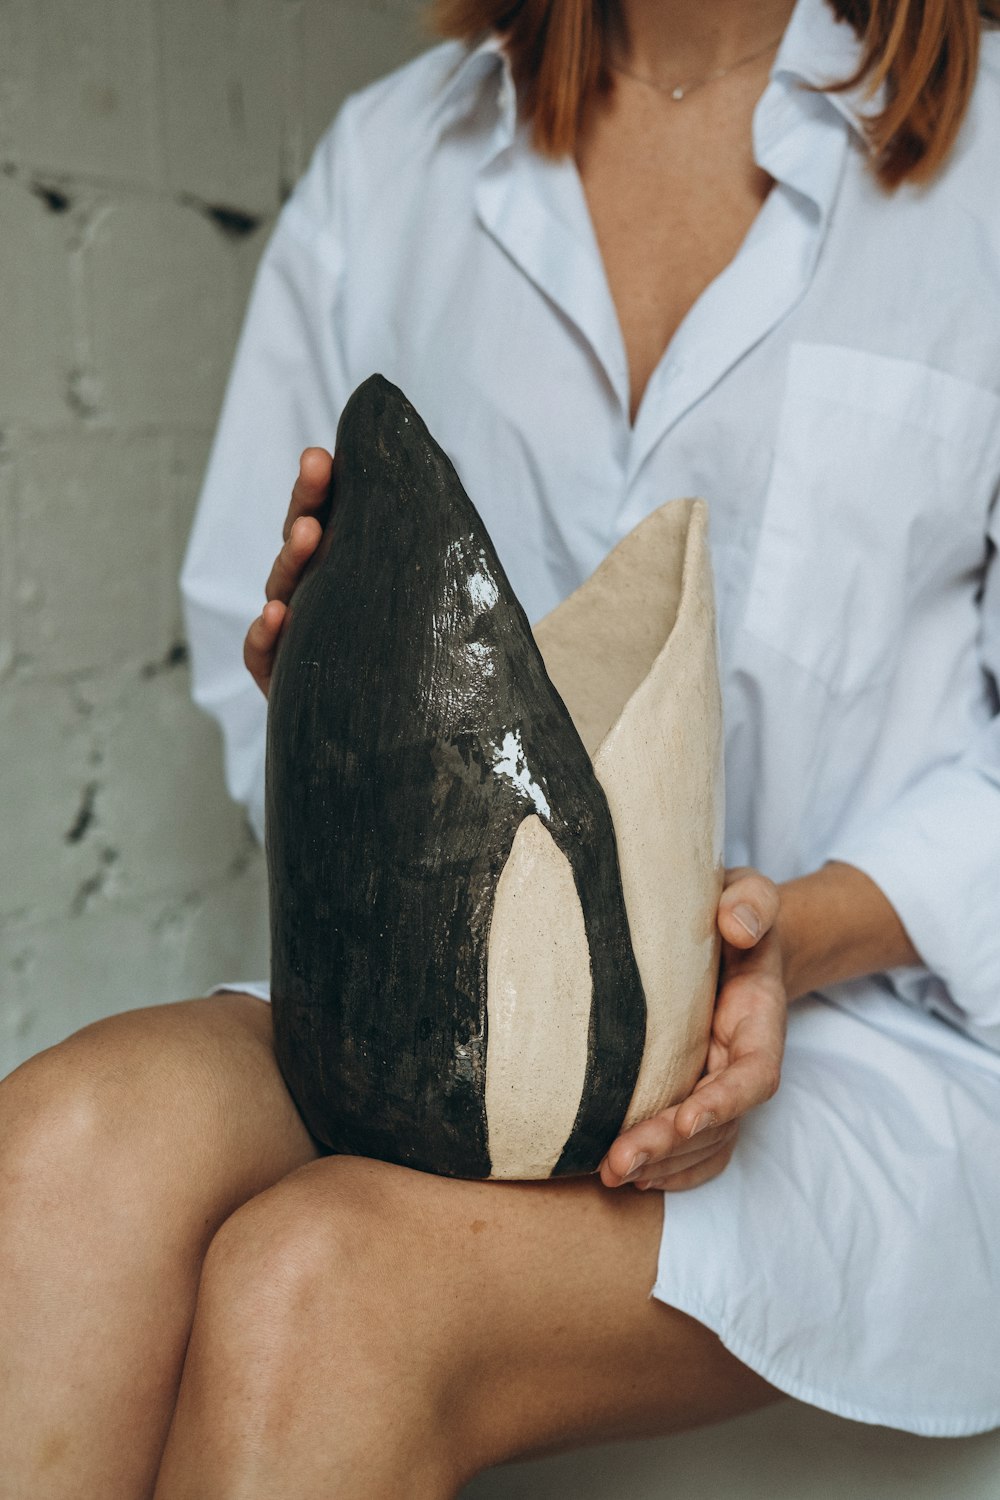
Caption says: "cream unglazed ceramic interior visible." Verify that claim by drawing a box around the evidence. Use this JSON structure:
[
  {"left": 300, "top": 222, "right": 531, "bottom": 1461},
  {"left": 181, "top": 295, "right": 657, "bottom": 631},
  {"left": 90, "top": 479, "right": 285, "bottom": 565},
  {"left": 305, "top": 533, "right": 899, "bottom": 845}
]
[{"left": 486, "top": 495, "right": 725, "bottom": 1178}]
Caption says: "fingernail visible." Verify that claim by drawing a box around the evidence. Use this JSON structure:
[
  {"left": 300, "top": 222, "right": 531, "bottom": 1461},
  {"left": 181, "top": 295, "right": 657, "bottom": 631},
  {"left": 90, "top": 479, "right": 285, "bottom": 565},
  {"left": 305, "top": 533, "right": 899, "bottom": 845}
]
[
  {"left": 622, "top": 1151, "right": 649, "bottom": 1181},
  {"left": 732, "top": 903, "right": 761, "bottom": 940},
  {"left": 688, "top": 1114, "right": 711, "bottom": 1136}
]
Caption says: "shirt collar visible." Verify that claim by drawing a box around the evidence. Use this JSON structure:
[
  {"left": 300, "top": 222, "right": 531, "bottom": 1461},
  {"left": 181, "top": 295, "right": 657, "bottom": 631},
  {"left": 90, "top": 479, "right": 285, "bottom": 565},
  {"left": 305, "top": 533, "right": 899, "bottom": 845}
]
[
  {"left": 770, "top": 0, "right": 886, "bottom": 140},
  {"left": 431, "top": 0, "right": 885, "bottom": 147},
  {"left": 431, "top": 31, "right": 513, "bottom": 142}
]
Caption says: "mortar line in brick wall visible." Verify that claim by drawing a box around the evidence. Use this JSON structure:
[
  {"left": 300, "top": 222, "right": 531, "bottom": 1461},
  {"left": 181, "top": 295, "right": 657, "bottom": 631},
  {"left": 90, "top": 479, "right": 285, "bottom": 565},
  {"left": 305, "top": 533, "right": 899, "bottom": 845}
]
[
  {"left": 1, "top": 158, "right": 280, "bottom": 220},
  {"left": 64, "top": 194, "right": 112, "bottom": 424},
  {"left": 0, "top": 424, "right": 219, "bottom": 448},
  {"left": 0, "top": 840, "right": 266, "bottom": 942}
]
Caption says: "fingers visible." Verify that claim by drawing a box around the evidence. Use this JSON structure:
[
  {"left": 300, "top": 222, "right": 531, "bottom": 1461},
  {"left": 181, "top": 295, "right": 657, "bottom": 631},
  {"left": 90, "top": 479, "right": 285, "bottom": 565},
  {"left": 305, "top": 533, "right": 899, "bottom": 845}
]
[
  {"left": 284, "top": 447, "right": 333, "bottom": 543},
  {"left": 600, "top": 865, "right": 786, "bottom": 1196},
  {"left": 269, "top": 443, "right": 332, "bottom": 599},
  {"left": 601, "top": 956, "right": 786, "bottom": 1189},
  {"left": 718, "top": 868, "right": 780, "bottom": 948},
  {"left": 599, "top": 1110, "right": 736, "bottom": 1188},
  {"left": 634, "top": 1122, "right": 739, "bottom": 1184},
  {"left": 672, "top": 971, "right": 785, "bottom": 1140},
  {"left": 265, "top": 514, "right": 323, "bottom": 606},
  {"left": 246, "top": 449, "right": 333, "bottom": 699},
  {"left": 637, "top": 1135, "right": 739, "bottom": 1193},
  {"left": 244, "top": 599, "right": 286, "bottom": 698},
  {"left": 600, "top": 1115, "right": 739, "bottom": 1193},
  {"left": 672, "top": 1048, "right": 781, "bottom": 1141}
]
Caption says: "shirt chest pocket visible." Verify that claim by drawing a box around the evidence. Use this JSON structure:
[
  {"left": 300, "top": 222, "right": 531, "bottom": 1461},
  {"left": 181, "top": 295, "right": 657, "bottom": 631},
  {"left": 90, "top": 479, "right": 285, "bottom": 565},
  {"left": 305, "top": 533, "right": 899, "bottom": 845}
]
[{"left": 742, "top": 342, "right": 1000, "bottom": 696}]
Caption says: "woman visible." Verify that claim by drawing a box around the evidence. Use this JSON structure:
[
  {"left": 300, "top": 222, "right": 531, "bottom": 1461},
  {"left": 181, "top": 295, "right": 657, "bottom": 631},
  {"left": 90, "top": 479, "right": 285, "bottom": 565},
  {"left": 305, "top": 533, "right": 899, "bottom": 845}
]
[{"left": 2, "top": 0, "right": 999, "bottom": 1493}]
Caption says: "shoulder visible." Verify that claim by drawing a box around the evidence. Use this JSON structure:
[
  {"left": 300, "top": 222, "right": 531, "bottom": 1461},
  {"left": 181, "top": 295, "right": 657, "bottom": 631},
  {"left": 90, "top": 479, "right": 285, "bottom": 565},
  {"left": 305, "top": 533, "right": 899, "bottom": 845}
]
[
  {"left": 340, "top": 39, "right": 474, "bottom": 156},
  {"left": 283, "top": 41, "right": 483, "bottom": 240},
  {"left": 935, "top": 24, "right": 1000, "bottom": 235}
]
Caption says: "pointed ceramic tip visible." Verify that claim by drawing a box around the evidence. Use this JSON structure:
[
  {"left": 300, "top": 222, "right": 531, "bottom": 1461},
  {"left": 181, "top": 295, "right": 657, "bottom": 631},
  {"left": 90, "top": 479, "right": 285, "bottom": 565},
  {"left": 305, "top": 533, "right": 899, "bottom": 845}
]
[
  {"left": 332, "top": 372, "right": 455, "bottom": 532},
  {"left": 337, "top": 372, "right": 418, "bottom": 451}
]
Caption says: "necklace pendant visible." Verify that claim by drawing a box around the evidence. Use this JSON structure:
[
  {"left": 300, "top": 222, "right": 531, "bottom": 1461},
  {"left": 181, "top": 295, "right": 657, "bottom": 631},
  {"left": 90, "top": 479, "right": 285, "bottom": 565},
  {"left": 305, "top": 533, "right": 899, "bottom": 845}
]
[{"left": 671, "top": 85, "right": 685, "bottom": 100}]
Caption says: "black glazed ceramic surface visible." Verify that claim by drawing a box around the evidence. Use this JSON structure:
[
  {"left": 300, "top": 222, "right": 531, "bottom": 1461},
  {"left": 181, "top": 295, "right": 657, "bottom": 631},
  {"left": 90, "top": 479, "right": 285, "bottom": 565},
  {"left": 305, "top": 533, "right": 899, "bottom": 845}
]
[{"left": 265, "top": 374, "right": 646, "bottom": 1179}]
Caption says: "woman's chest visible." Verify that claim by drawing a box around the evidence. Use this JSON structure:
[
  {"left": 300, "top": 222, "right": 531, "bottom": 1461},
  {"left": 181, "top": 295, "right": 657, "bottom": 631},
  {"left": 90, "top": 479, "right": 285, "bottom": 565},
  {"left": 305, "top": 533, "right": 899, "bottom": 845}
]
[
  {"left": 343, "top": 116, "right": 1000, "bottom": 657},
  {"left": 572, "top": 82, "right": 776, "bottom": 425}
]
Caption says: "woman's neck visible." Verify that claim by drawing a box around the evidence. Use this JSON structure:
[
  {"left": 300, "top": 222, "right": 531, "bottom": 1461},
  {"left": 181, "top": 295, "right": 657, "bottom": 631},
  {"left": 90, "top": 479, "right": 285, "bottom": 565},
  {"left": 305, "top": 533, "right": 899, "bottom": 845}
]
[{"left": 608, "top": 0, "right": 798, "bottom": 80}]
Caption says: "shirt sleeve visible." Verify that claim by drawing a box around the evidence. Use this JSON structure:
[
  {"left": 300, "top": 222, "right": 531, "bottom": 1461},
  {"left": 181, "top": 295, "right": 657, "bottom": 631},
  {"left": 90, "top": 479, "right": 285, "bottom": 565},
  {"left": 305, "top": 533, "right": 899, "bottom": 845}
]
[
  {"left": 825, "top": 488, "right": 1000, "bottom": 1045},
  {"left": 179, "top": 108, "right": 354, "bottom": 843}
]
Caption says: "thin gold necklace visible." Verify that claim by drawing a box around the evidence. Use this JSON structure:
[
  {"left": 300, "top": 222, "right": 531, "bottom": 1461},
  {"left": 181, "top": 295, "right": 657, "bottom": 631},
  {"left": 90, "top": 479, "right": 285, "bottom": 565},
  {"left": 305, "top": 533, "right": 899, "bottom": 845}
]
[{"left": 609, "top": 30, "right": 785, "bottom": 102}]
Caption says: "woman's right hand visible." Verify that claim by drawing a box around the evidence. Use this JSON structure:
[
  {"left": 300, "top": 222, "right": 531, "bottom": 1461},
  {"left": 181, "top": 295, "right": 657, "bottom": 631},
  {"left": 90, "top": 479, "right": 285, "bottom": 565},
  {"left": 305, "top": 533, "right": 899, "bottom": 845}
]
[{"left": 244, "top": 447, "right": 333, "bottom": 698}]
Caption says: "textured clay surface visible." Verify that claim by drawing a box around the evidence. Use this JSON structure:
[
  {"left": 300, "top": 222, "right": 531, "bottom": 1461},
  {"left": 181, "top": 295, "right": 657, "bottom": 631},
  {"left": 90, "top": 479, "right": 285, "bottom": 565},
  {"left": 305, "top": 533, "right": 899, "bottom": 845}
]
[{"left": 266, "top": 374, "right": 646, "bottom": 1179}]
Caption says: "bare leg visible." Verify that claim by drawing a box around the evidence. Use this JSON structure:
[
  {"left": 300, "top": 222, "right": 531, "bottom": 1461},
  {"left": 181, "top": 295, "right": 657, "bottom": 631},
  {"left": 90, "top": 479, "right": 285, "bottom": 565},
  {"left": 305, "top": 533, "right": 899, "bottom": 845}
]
[
  {"left": 154, "top": 1155, "right": 779, "bottom": 1499},
  {"left": 0, "top": 994, "right": 319, "bottom": 1498}
]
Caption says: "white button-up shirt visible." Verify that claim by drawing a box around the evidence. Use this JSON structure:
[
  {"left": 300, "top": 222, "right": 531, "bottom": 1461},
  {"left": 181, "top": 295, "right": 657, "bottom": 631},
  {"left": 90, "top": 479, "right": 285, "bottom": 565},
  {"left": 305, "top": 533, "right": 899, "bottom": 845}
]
[{"left": 181, "top": 0, "right": 1000, "bottom": 1057}]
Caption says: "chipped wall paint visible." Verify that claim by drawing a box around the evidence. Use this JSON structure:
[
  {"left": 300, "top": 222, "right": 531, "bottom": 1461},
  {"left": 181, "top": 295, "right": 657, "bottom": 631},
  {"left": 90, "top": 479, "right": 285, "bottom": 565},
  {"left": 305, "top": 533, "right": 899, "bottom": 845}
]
[{"left": 0, "top": 0, "right": 428, "bottom": 1077}]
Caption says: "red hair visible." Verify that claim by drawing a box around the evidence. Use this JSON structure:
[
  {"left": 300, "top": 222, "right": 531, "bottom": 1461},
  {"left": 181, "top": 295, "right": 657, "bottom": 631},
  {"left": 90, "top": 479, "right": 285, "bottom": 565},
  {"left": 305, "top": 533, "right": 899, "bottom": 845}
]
[{"left": 425, "top": 0, "right": 1000, "bottom": 189}]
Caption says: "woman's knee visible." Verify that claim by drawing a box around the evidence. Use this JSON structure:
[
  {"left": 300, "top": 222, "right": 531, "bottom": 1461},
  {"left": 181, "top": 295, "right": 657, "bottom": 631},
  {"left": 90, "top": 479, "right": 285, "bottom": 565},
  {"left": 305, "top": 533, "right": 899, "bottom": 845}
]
[
  {"left": 0, "top": 996, "right": 300, "bottom": 1247},
  {"left": 1, "top": 1027, "right": 127, "bottom": 1175},
  {"left": 194, "top": 1157, "right": 449, "bottom": 1379},
  {"left": 0, "top": 1011, "right": 203, "bottom": 1234},
  {"left": 158, "top": 1162, "right": 475, "bottom": 1494},
  {"left": 198, "top": 1157, "right": 384, "bottom": 1316}
]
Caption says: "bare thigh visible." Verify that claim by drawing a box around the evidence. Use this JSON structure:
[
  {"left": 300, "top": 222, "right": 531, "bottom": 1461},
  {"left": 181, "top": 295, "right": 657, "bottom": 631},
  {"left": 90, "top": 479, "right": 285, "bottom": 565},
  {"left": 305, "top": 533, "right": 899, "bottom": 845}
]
[
  {"left": 0, "top": 992, "right": 319, "bottom": 1496},
  {"left": 310, "top": 1156, "right": 780, "bottom": 1460},
  {"left": 154, "top": 1154, "right": 780, "bottom": 1495}
]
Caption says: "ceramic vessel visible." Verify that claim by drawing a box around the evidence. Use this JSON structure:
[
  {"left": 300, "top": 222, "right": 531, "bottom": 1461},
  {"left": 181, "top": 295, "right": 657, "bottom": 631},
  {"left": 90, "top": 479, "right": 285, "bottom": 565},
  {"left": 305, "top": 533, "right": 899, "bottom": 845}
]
[{"left": 265, "top": 374, "right": 724, "bottom": 1179}]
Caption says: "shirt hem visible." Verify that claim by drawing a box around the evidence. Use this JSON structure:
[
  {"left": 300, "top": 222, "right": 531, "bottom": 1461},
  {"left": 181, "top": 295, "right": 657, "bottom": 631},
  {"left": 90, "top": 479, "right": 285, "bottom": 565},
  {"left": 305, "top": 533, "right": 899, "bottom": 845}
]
[
  {"left": 649, "top": 1284, "right": 1000, "bottom": 1439},
  {"left": 209, "top": 981, "right": 271, "bottom": 1002}
]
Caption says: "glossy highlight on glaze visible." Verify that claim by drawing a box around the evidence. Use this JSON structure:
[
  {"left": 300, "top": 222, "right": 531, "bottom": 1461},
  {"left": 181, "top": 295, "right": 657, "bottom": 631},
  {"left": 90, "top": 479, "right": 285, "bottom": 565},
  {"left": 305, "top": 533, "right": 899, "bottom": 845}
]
[{"left": 265, "top": 374, "right": 647, "bottom": 1179}]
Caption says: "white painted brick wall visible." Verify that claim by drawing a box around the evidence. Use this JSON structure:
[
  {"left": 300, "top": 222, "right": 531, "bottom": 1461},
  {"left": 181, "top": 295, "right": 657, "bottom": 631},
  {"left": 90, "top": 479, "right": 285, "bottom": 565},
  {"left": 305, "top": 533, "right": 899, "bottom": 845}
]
[
  {"left": 158, "top": 0, "right": 287, "bottom": 213},
  {"left": 0, "top": 0, "right": 427, "bottom": 1076},
  {"left": 0, "top": 179, "right": 77, "bottom": 425},
  {"left": 1, "top": 0, "right": 162, "bottom": 183}
]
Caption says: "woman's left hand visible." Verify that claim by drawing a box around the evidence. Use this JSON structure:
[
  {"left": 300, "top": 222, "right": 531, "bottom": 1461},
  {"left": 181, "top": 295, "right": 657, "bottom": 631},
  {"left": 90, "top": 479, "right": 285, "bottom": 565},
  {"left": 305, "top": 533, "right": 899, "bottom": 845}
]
[{"left": 599, "top": 868, "right": 787, "bottom": 1193}]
